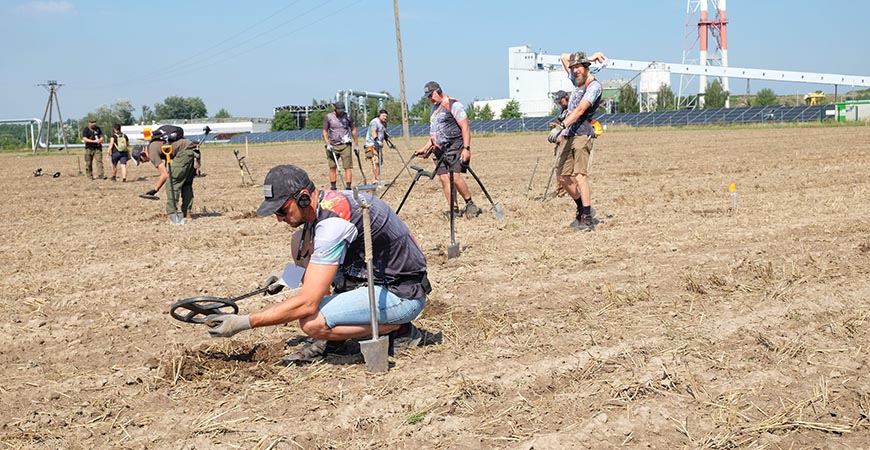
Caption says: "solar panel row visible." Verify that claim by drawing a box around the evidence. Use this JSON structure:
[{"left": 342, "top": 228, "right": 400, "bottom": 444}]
[{"left": 226, "top": 105, "right": 827, "bottom": 144}]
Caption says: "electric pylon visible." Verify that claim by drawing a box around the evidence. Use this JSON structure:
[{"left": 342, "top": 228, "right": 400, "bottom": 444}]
[{"left": 37, "top": 80, "right": 69, "bottom": 154}]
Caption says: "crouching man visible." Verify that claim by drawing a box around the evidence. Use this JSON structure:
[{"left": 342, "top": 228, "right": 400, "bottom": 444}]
[{"left": 205, "top": 165, "right": 430, "bottom": 364}]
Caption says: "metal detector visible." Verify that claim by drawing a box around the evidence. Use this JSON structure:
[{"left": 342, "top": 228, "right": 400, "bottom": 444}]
[
  {"left": 466, "top": 166, "right": 507, "bottom": 219},
  {"left": 353, "top": 184, "right": 389, "bottom": 372},
  {"left": 33, "top": 168, "right": 61, "bottom": 178},
  {"left": 171, "top": 263, "right": 305, "bottom": 324},
  {"left": 161, "top": 144, "right": 184, "bottom": 225},
  {"left": 233, "top": 149, "right": 256, "bottom": 186}
]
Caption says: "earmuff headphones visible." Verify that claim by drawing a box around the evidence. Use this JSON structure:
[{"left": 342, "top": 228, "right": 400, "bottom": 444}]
[{"left": 294, "top": 189, "right": 311, "bottom": 209}]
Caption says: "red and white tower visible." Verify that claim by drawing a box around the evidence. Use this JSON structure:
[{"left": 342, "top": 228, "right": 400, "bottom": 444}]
[{"left": 679, "top": 0, "right": 729, "bottom": 108}]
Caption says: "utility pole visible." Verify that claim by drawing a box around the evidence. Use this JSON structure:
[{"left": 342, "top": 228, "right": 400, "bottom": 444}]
[
  {"left": 37, "top": 80, "right": 69, "bottom": 154},
  {"left": 393, "top": 0, "right": 411, "bottom": 150}
]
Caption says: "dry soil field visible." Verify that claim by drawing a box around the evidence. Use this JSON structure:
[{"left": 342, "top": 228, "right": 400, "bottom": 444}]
[{"left": 1, "top": 125, "right": 869, "bottom": 449}]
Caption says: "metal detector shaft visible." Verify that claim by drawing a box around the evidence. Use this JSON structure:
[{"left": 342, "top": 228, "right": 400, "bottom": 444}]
[
  {"left": 395, "top": 166, "right": 435, "bottom": 214},
  {"left": 542, "top": 146, "right": 559, "bottom": 201},
  {"left": 354, "top": 147, "right": 367, "bottom": 184},
  {"left": 386, "top": 138, "right": 413, "bottom": 179},
  {"left": 379, "top": 150, "right": 418, "bottom": 198},
  {"left": 527, "top": 157, "right": 539, "bottom": 197}
]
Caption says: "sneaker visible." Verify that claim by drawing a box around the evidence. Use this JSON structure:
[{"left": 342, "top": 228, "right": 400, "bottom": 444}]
[
  {"left": 442, "top": 208, "right": 464, "bottom": 219},
  {"left": 110, "top": 176, "right": 116, "bottom": 181},
  {"left": 463, "top": 200, "right": 482, "bottom": 218},
  {"left": 389, "top": 323, "right": 423, "bottom": 355},
  {"left": 275, "top": 339, "right": 345, "bottom": 366},
  {"left": 570, "top": 214, "right": 594, "bottom": 232}
]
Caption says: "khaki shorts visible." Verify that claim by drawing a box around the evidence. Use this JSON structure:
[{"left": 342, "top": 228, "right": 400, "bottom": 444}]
[
  {"left": 364, "top": 145, "right": 380, "bottom": 161},
  {"left": 327, "top": 143, "right": 353, "bottom": 169},
  {"left": 557, "top": 135, "right": 593, "bottom": 176}
]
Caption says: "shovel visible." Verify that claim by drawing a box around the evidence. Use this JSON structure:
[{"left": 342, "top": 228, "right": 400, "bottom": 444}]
[
  {"left": 353, "top": 184, "right": 389, "bottom": 373},
  {"left": 466, "top": 167, "right": 506, "bottom": 219},
  {"left": 161, "top": 144, "right": 184, "bottom": 225},
  {"left": 447, "top": 169, "right": 461, "bottom": 259}
]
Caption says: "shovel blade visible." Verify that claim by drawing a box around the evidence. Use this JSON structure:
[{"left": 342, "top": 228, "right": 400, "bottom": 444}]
[
  {"left": 447, "top": 242, "right": 461, "bottom": 259},
  {"left": 169, "top": 212, "right": 185, "bottom": 225},
  {"left": 360, "top": 335, "right": 390, "bottom": 373},
  {"left": 490, "top": 203, "right": 507, "bottom": 219}
]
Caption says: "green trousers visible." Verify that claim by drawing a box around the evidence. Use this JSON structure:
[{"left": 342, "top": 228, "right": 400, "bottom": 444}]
[{"left": 165, "top": 148, "right": 196, "bottom": 215}]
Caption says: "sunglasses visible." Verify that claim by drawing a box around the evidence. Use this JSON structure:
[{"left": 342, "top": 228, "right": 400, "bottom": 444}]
[{"left": 275, "top": 197, "right": 294, "bottom": 217}]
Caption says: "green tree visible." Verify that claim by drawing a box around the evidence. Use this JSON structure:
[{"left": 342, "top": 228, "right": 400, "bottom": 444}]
[
  {"left": 753, "top": 88, "right": 779, "bottom": 106},
  {"left": 703, "top": 79, "right": 729, "bottom": 109},
  {"left": 466, "top": 103, "right": 478, "bottom": 121},
  {"left": 154, "top": 96, "right": 208, "bottom": 120},
  {"left": 656, "top": 85, "right": 676, "bottom": 111},
  {"left": 617, "top": 84, "right": 639, "bottom": 113},
  {"left": 303, "top": 100, "right": 332, "bottom": 130},
  {"left": 500, "top": 99, "right": 523, "bottom": 119},
  {"left": 478, "top": 104, "right": 494, "bottom": 121},
  {"left": 271, "top": 110, "right": 299, "bottom": 131},
  {"left": 140, "top": 105, "right": 156, "bottom": 123},
  {"left": 80, "top": 99, "right": 136, "bottom": 131},
  {"left": 214, "top": 108, "right": 231, "bottom": 119},
  {"left": 409, "top": 96, "right": 432, "bottom": 124}
]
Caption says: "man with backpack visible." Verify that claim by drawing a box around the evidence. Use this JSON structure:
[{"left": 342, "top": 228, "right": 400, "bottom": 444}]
[{"left": 108, "top": 124, "right": 130, "bottom": 182}]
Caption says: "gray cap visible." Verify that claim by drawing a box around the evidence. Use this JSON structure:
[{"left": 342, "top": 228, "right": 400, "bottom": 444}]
[
  {"left": 333, "top": 101, "right": 346, "bottom": 112},
  {"left": 256, "top": 165, "right": 315, "bottom": 216},
  {"left": 423, "top": 81, "right": 441, "bottom": 97}
]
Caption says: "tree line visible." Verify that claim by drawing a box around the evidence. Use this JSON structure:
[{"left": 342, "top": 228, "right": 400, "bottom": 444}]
[
  {"left": 270, "top": 93, "right": 524, "bottom": 132},
  {"left": 0, "top": 96, "right": 234, "bottom": 150}
]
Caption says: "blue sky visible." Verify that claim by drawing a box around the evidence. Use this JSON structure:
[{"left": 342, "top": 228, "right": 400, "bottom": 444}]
[{"left": 2, "top": 0, "right": 869, "bottom": 120}]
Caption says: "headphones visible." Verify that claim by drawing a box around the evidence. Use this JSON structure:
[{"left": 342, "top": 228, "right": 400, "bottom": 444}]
[{"left": 294, "top": 189, "right": 311, "bottom": 209}]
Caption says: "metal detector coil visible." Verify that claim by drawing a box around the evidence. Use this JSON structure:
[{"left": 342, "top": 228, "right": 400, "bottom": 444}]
[{"left": 170, "top": 296, "right": 239, "bottom": 324}]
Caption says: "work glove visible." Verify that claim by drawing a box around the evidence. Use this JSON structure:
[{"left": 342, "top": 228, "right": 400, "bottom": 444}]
[
  {"left": 205, "top": 314, "right": 251, "bottom": 338},
  {"left": 547, "top": 123, "right": 565, "bottom": 143},
  {"left": 326, "top": 144, "right": 334, "bottom": 152},
  {"left": 139, "top": 189, "right": 159, "bottom": 200},
  {"left": 261, "top": 274, "right": 284, "bottom": 295},
  {"left": 353, "top": 145, "right": 360, "bottom": 155}
]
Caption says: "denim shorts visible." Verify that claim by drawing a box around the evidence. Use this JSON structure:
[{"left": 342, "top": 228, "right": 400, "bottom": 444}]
[{"left": 318, "top": 285, "right": 425, "bottom": 329}]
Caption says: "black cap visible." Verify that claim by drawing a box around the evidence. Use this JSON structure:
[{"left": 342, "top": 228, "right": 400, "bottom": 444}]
[
  {"left": 256, "top": 165, "right": 315, "bottom": 216},
  {"left": 553, "top": 90, "right": 569, "bottom": 103},
  {"left": 333, "top": 102, "right": 346, "bottom": 112},
  {"left": 423, "top": 81, "right": 441, "bottom": 97}
]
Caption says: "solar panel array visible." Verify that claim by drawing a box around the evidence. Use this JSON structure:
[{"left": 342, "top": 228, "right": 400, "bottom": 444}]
[{"left": 227, "top": 105, "right": 828, "bottom": 144}]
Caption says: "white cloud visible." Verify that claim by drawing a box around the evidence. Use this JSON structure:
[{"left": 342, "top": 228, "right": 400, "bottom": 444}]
[{"left": 16, "top": 1, "right": 75, "bottom": 15}]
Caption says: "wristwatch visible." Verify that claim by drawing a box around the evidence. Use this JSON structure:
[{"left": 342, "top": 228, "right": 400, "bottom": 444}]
[{"left": 461, "top": 145, "right": 471, "bottom": 151}]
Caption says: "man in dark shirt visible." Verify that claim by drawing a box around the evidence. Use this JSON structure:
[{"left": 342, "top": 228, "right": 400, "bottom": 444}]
[
  {"left": 81, "top": 119, "right": 105, "bottom": 180},
  {"left": 414, "top": 81, "right": 481, "bottom": 218},
  {"left": 205, "top": 165, "right": 429, "bottom": 364}
]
